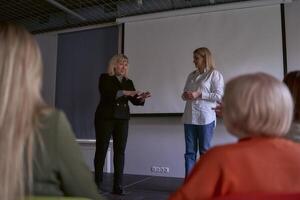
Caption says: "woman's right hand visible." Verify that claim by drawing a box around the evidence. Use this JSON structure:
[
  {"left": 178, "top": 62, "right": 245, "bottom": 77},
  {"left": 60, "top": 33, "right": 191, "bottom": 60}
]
[
  {"left": 182, "top": 91, "right": 201, "bottom": 100},
  {"left": 123, "top": 90, "right": 138, "bottom": 97}
]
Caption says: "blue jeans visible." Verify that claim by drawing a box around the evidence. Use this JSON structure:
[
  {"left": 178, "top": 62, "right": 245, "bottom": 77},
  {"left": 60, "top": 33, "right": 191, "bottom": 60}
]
[{"left": 184, "top": 121, "right": 215, "bottom": 177}]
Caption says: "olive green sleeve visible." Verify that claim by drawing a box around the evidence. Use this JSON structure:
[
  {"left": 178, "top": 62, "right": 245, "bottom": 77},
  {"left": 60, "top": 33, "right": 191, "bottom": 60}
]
[{"left": 55, "top": 111, "right": 104, "bottom": 200}]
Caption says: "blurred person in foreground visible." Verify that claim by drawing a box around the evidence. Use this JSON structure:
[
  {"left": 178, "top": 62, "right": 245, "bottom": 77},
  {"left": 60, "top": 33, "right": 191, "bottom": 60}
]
[
  {"left": 0, "top": 22, "right": 103, "bottom": 200},
  {"left": 169, "top": 72, "right": 300, "bottom": 200}
]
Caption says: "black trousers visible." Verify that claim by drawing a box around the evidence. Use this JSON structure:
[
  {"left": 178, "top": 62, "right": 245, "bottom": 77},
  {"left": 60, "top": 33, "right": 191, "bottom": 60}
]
[{"left": 94, "top": 119, "right": 129, "bottom": 189}]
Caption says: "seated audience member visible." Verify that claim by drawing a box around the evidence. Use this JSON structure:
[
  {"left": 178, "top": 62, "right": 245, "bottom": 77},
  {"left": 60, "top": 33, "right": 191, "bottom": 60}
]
[
  {"left": 0, "top": 23, "right": 103, "bottom": 199},
  {"left": 169, "top": 73, "right": 300, "bottom": 200},
  {"left": 284, "top": 71, "right": 300, "bottom": 143}
]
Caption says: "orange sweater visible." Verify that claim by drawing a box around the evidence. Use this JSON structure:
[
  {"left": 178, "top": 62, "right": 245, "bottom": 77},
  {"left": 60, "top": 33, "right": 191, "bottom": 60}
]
[{"left": 169, "top": 137, "right": 300, "bottom": 200}]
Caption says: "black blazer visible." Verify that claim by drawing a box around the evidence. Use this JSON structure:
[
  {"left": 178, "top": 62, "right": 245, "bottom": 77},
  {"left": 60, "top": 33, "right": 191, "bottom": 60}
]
[{"left": 95, "top": 73, "right": 144, "bottom": 120}]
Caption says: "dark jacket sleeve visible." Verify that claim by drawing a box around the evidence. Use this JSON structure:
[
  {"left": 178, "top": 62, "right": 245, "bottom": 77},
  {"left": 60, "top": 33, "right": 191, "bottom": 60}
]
[{"left": 55, "top": 112, "right": 104, "bottom": 200}]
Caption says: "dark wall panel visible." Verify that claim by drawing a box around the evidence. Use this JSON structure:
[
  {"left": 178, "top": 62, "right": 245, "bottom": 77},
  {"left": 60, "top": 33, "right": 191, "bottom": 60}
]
[{"left": 56, "top": 26, "right": 118, "bottom": 139}]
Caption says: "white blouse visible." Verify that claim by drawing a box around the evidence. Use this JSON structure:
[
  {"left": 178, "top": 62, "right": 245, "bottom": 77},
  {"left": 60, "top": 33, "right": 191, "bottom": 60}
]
[{"left": 182, "top": 69, "right": 224, "bottom": 125}]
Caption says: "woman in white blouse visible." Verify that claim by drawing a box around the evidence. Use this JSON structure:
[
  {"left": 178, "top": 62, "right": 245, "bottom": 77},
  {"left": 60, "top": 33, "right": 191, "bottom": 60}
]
[{"left": 182, "top": 47, "right": 224, "bottom": 177}]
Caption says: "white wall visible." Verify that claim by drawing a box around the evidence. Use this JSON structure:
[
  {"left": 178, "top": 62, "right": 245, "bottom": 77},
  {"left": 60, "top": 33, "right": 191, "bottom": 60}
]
[
  {"left": 285, "top": 0, "right": 300, "bottom": 72},
  {"left": 125, "top": 117, "right": 235, "bottom": 177},
  {"left": 78, "top": 117, "right": 235, "bottom": 178},
  {"left": 125, "top": 4, "right": 283, "bottom": 114},
  {"left": 123, "top": 0, "right": 300, "bottom": 178}
]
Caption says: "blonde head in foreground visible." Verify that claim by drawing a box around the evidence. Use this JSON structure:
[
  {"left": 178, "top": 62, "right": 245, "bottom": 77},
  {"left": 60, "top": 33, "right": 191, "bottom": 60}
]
[{"left": 0, "top": 22, "right": 47, "bottom": 200}]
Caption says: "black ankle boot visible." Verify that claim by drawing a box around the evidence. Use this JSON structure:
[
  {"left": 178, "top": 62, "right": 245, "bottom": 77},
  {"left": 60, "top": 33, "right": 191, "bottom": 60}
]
[{"left": 112, "top": 186, "right": 124, "bottom": 195}]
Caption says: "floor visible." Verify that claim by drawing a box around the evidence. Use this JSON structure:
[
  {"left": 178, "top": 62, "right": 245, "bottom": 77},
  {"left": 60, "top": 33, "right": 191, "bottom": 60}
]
[{"left": 99, "top": 173, "right": 183, "bottom": 200}]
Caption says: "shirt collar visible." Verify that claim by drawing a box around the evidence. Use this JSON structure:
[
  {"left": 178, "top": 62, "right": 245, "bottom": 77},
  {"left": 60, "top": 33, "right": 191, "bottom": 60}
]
[{"left": 116, "top": 75, "right": 123, "bottom": 82}]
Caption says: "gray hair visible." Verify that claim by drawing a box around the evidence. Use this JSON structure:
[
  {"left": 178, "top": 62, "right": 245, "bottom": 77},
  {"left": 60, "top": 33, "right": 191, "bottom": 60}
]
[{"left": 223, "top": 73, "right": 293, "bottom": 138}]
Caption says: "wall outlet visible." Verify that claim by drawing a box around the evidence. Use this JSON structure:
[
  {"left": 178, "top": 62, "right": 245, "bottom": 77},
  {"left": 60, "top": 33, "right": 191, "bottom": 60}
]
[
  {"left": 162, "top": 167, "right": 169, "bottom": 173},
  {"left": 151, "top": 166, "right": 170, "bottom": 173}
]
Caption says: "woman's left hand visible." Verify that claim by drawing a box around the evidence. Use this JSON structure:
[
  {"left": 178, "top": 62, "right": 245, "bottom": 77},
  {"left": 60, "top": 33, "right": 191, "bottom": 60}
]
[
  {"left": 191, "top": 91, "right": 201, "bottom": 99},
  {"left": 136, "top": 91, "right": 151, "bottom": 101}
]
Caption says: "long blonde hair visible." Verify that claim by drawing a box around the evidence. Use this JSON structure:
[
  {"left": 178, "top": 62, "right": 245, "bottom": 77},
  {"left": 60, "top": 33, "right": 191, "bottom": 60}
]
[
  {"left": 0, "top": 22, "right": 47, "bottom": 200},
  {"left": 193, "top": 47, "right": 215, "bottom": 71}
]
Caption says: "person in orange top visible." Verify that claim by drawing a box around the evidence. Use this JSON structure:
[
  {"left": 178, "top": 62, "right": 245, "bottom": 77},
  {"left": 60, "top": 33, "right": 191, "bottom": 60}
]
[{"left": 169, "top": 73, "right": 300, "bottom": 200}]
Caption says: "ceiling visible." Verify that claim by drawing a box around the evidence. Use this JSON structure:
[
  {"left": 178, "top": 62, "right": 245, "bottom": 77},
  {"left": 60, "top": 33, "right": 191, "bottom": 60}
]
[{"left": 0, "top": 0, "right": 253, "bottom": 33}]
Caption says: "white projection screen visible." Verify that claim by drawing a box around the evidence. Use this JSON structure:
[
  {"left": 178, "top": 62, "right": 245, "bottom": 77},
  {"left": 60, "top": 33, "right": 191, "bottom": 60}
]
[{"left": 124, "top": 5, "right": 283, "bottom": 114}]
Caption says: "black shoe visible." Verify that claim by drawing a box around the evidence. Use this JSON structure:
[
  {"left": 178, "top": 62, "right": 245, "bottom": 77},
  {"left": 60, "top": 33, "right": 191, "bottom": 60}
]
[
  {"left": 95, "top": 179, "right": 102, "bottom": 188},
  {"left": 95, "top": 181, "right": 106, "bottom": 194},
  {"left": 112, "top": 187, "right": 125, "bottom": 196},
  {"left": 98, "top": 188, "right": 105, "bottom": 195}
]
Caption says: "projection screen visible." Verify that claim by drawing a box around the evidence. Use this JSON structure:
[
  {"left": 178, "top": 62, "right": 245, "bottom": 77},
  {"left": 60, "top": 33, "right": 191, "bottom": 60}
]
[{"left": 123, "top": 4, "right": 283, "bottom": 114}]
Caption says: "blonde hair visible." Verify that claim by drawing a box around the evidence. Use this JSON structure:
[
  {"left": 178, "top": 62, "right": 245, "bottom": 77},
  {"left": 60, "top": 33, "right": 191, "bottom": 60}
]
[
  {"left": 223, "top": 73, "right": 293, "bottom": 138},
  {"left": 193, "top": 47, "right": 215, "bottom": 71},
  {"left": 107, "top": 54, "right": 128, "bottom": 77},
  {"left": 0, "top": 22, "right": 47, "bottom": 200}
]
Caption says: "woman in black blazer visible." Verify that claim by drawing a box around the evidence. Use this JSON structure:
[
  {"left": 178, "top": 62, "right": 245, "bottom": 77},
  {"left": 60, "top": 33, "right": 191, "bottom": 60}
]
[{"left": 94, "top": 54, "right": 150, "bottom": 195}]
